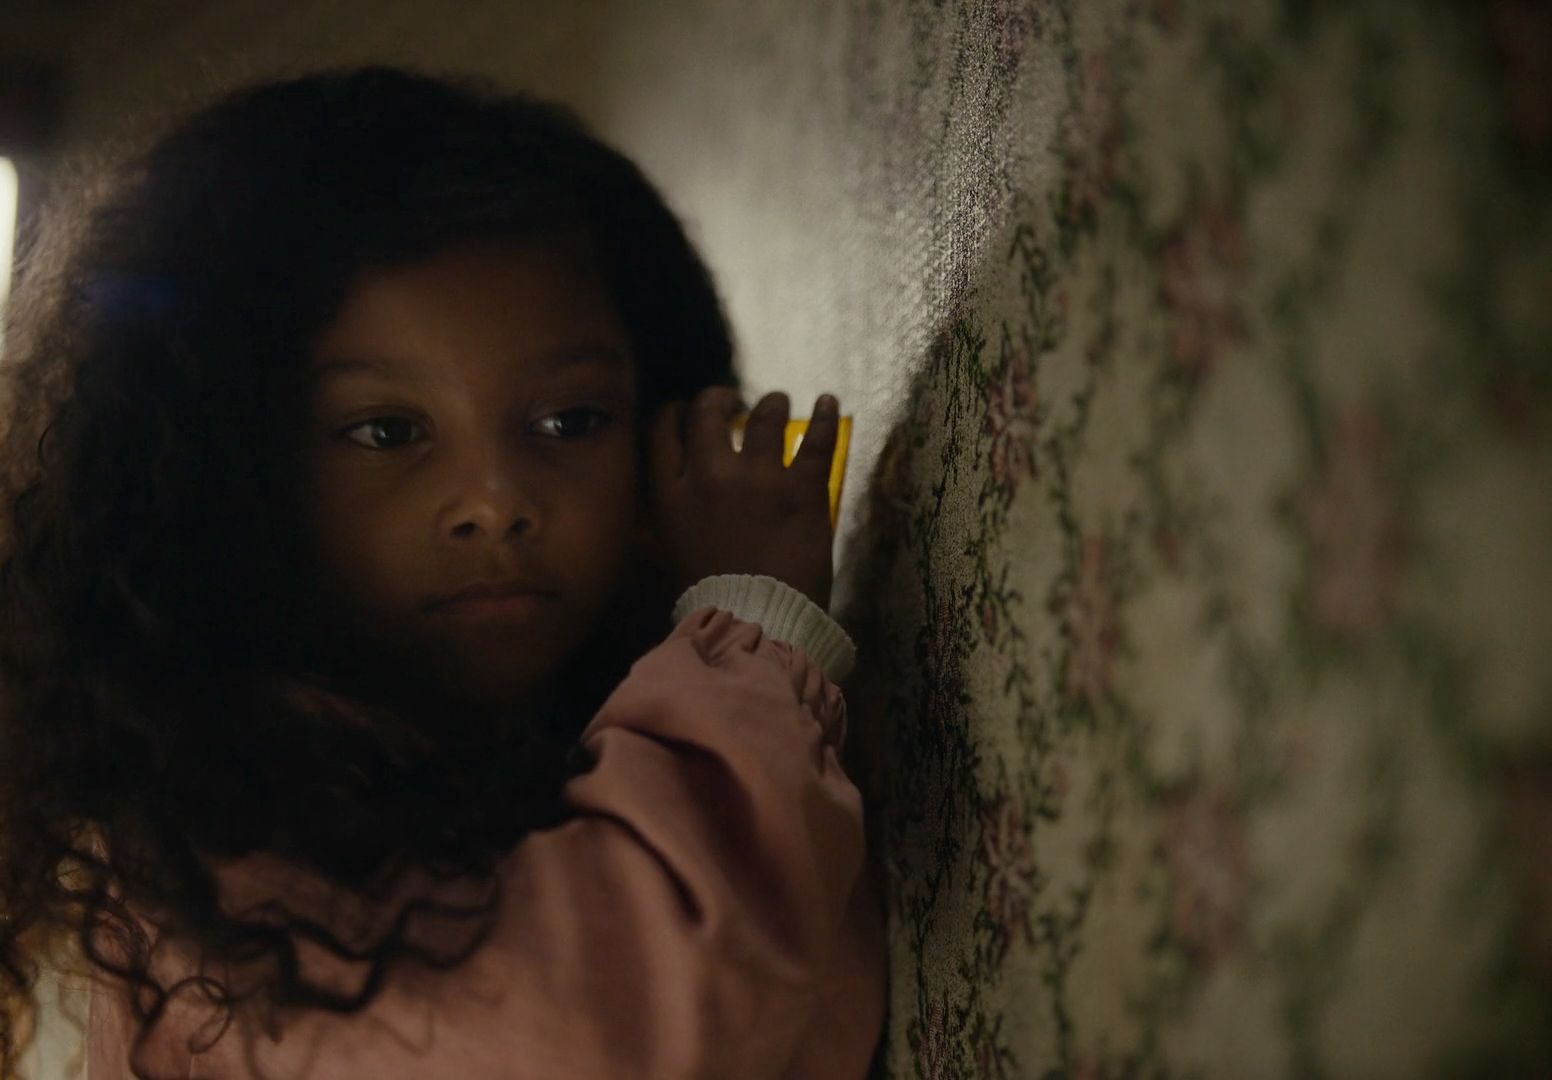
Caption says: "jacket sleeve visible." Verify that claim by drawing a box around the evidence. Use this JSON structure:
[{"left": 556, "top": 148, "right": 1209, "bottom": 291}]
[
  {"left": 505, "top": 606, "right": 868, "bottom": 1075},
  {"left": 90, "top": 606, "right": 871, "bottom": 1080}
]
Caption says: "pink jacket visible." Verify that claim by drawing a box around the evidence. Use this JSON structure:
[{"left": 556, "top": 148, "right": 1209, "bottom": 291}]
[{"left": 84, "top": 607, "right": 885, "bottom": 1079}]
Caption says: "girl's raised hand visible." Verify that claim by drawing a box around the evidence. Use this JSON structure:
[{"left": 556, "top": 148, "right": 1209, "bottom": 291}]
[{"left": 648, "top": 387, "right": 840, "bottom": 610}]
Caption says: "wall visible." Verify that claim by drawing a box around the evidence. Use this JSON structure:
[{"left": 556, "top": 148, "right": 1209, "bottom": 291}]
[
  {"left": 835, "top": 3, "right": 1552, "bottom": 1075},
  {"left": 22, "top": 1, "right": 1552, "bottom": 1075}
]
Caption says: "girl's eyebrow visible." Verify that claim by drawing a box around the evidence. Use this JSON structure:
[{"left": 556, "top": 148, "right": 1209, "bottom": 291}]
[
  {"left": 312, "top": 346, "right": 629, "bottom": 382},
  {"left": 537, "top": 345, "right": 631, "bottom": 372},
  {"left": 312, "top": 356, "right": 419, "bottom": 382}
]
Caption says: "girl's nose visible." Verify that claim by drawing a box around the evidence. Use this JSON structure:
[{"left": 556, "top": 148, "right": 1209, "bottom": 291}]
[{"left": 441, "top": 444, "right": 542, "bottom": 540}]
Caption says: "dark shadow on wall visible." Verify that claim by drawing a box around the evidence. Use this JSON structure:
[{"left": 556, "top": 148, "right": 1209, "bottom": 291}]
[
  {"left": 852, "top": 320, "right": 1051, "bottom": 1071},
  {"left": 835, "top": 280, "right": 1013, "bottom": 1080}
]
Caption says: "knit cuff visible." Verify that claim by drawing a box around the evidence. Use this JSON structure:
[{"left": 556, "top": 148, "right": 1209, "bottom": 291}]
[{"left": 672, "top": 574, "right": 857, "bottom": 683}]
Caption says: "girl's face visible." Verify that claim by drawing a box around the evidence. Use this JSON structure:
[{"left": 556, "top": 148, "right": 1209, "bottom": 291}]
[{"left": 300, "top": 235, "right": 647, "bottom": 713}]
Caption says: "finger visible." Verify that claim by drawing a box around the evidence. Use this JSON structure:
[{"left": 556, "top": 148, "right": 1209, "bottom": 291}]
[
  {"left": 740, "top": 391, "right": 790, "bottom": 464},
  {"left": 647, "top": 401, "right": 688, "bottom": 494},
  {"left": 792, "top": 394, "right": 840, "bottom": 481},
  {"left": 685, "top": 385, "right": 744, "bottom": 473}
]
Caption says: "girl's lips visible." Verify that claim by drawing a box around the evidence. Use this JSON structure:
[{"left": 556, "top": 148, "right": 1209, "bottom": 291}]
[
  {"left": 425, "top": 581, "right": 559, "bottom": 617},
  {"left": 440, "top": 595, "right": 555, "bottom": 620}
]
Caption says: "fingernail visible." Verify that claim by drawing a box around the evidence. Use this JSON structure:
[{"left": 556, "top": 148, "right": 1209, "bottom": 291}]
[{"left": 817, "top": 394, "right": 838, "bottom": 414}]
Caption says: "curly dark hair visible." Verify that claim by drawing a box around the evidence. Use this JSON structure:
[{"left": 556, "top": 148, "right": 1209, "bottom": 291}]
[{"left": 0, "top": 66, "right": 738, "bottom": 1078}]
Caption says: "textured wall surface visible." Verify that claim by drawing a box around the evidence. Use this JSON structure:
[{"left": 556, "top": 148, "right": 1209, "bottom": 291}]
[
  {"left": 22, "top": 1, "right": 1552, "bottom": 1076},
  {"left": 833, "top": 3, "right": 1552, "bottom": 1076}
]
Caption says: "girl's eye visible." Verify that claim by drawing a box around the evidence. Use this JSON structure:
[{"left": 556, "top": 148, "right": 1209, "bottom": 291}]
[
  {"left": 343, "top": 416, "right": 426, "bottom": 450},
  {"left": 533, "top": 408, "right": 609, "bottom": 439}
]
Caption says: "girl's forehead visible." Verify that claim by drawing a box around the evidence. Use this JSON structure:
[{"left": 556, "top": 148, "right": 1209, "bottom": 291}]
[
  {"left": 346, "top": 233, "right": 610, "bottom": 308},
  {"left": 312, "top": 236, "right": 635, "bottom": 384}
]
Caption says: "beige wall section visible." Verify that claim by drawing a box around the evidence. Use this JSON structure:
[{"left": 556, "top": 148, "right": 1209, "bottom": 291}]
[{"left": 41, "top": 0, "right": 927, "bottom": 609}]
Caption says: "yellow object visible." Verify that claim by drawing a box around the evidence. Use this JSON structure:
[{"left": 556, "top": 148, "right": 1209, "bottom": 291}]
[{"left": 729, "top": 413, "right": 853, "bottom": 530}]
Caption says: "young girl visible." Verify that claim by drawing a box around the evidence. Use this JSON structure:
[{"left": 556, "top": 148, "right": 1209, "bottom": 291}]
[{"left": 0, "top": 67, "right": 883, "bottom": 1079}]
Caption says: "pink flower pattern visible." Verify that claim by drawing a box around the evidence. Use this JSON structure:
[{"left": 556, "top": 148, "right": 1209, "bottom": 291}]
[
  {"left": 980, "top": 794, "right": 1038, "bottom": 958},
  {"left": 1491, "top": 0, "right": 1552, "bottom": 152},
  {"left": 835, "top": 1, "right": 1545, "bottom": 1073},
  {"left": 1161, "top": 787, "right": 1250, "bottom": 968},
  {"left": 983, "top": 346, "right": 1039, "bottom": 495},
  {"left": 990, "top": 0, "right": 1043, "bottom": 75},
  {"left": 1063, "top": 54, "right": 1122, "bottom": 224},
  {"left": 912, "top": 995, "right": 952, "bottom": 1080},
  {"left": 1299, "top": 407, "right": 1404, "bottom": 636},
  {"left": 980, "top": 596, "right": 1000, "bottom": 642},
  {"left": 1062, "top": 536, "right": 1121, "bottom": 707},
  {"left": 1506, "top": 768, "right": 1552, "bottom": 983},
  {"left": 1160, "top": 202, "right": 1248, "bottom": 378},
  {"left": 1070, "top": 1057, "right": 1105, "bottom": 1080},
  {"left": 1153, "top": 525, "right": 1185, "bottom": 572}
]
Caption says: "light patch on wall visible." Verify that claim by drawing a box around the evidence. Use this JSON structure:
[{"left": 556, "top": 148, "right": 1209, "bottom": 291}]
[{"left": 0, "top": 157, "right": 15, "bottom": 356}]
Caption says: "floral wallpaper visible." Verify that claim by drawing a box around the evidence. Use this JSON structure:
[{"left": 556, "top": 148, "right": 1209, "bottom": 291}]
[{"left": 832, "top": 0, "right": 1552, "bottom": 1076}]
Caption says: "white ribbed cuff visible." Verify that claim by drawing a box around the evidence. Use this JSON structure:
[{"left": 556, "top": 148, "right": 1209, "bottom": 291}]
[{"left": 672, "top": 574, "right": 857, "bottom": 683}]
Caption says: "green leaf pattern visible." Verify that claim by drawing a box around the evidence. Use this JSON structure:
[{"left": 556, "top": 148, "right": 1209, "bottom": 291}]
[{"left": 834, "top": 1, "right": 1552, "bottom": 1075}]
